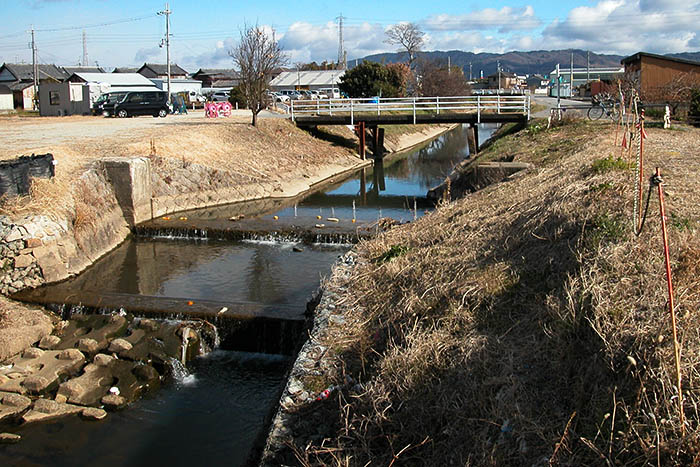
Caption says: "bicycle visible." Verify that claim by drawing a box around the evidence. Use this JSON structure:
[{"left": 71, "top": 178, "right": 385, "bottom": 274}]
[{"left": 588, "top": 94, "right": 620, "bottom": 121}]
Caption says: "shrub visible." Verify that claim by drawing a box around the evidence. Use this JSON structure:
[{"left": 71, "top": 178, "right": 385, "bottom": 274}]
[
  {"left": 591, "top": 155, "right": 633, "bottom": 173},
  {"left": 690, "top": 88, "right": 700, "bottom": 127}
]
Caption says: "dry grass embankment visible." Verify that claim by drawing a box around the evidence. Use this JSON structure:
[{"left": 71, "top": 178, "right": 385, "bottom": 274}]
[{"left": 283, "top": 119, "right": 700, "bottom": 465}]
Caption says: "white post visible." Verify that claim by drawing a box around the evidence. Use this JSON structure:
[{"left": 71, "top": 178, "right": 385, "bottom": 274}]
[
  {"left": 413, "top": 98, "right": 416, "bottom": 124},
  {"left": 350, "top": 99, "right": 354, "bottom": 125},
  {"left": 497, "top": 94, "right": 501, "bottom": 113},
  {"left": 377, "top": 98, "right": 380, "bottom": 116},
  {"left": 291, "top": 100, "right": 295, "bottom": 121},
  {"left": 436, "top": 96, "right": 440, "bottom": 115},
  {"left": 527, "top": 95, "right": 531, "bottom": 120},
  {"left": 477, "top": 95, "right": 481, "bottom": 123}
]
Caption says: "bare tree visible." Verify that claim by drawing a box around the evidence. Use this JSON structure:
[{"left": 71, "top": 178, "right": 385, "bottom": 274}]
[
  {"left": 230, "top": 24, "right": 287, "bottom": 126},
  {"left": 385, "top": 22, "right": 425, "bottom": 68},
  {"left": 417, "top": 59, "right": 471, "bottom": 97}
]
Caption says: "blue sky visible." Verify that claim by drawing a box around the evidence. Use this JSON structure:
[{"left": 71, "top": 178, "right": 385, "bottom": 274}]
[{"left": 1, "top": 0, "right": 698, "bottom": 71}]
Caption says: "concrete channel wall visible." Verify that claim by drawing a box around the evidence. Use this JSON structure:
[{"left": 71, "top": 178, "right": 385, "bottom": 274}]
[
  {"left": 0, "top": 156, "right": 372, "bottom": 294},
  {"left": 0, "top": 123, "right": 455, "bottom": 295}
]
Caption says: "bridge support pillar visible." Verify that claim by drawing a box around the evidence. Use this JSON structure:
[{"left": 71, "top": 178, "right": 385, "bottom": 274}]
[
  {"left": 369, "top": 125, "right": 385, "bottom": 159},
  {"left": 354, "top": 122, "right": 366, "bottom": 160},
  {"left": 467, "top": 124, "right": 479, "bottom": 156}
]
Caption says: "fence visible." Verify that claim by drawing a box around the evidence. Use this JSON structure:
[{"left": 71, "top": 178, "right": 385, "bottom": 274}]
[{"left": 289, "top": 95, "right": 531, "bottom": 124}]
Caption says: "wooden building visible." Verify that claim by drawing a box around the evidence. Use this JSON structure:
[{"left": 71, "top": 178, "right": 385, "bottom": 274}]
[
  {"left": 0, "top": 63, "right": 67, "bottom": 110},
  {"left": 191, "top": 69, "right": 240, "bottom": 89},
  {"left": 487, "top": 71, "right": 517, "bottom": 89},
  {"left": 621, "top": 52, "right": 700, "bottom": 100}
]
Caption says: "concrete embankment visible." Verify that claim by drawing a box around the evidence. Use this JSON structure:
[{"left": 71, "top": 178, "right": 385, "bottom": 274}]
[
  {"left": 0, "top": 119, "right": 452, "bottom": 349},
  {"left": 0, "top": 120, "right": 454, "bottom": 296}
]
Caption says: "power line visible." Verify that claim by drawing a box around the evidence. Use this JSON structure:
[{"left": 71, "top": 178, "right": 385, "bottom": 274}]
[{"left": 35, "top": 14, "right": 157, "bottom": 33}]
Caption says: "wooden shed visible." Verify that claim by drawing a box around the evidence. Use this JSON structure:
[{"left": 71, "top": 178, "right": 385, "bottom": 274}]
[{"left": 621, "top": 52, "right": 700, "bottom": 100}]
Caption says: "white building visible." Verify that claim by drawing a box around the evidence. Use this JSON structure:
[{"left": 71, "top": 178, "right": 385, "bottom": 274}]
[
  {"left": 0, "top": 85, "right": 12, "bottom": 111},
  {"left": 269, "top": 70, "right": 345, "bottom": 92},
  {"left": 68, "top": 72, "right": 159, "bottom": 104},
  {"left": 150, "top": 78, "right": 202, "bottom": 98}
]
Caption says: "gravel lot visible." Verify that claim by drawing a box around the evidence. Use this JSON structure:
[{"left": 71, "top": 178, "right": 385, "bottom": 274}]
[{"left": 0, "top": 109, "right": 283, "bottom": 159}]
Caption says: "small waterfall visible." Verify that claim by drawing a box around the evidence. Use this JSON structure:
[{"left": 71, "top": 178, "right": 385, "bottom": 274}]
[
  {"left": 169, "top": 357, "right": 196, "bottom": 385},
  {"left": 180, "top": 326, "right": 191, "bottom": 364},
  {"left": 197, "top": 321, "right": 220, "bottom": 354},
  {"left": 134, "top": 226, "right": 210, "bottom": 240}
]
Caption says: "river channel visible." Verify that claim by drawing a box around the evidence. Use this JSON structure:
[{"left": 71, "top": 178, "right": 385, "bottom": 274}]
[{"left": 0, "top": 123, "right": 495, "bottom": 466}]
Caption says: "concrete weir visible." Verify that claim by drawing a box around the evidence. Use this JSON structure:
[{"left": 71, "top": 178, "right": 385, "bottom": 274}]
[{"left": 101, "top": 157, "right": 152, "bottom": 226}]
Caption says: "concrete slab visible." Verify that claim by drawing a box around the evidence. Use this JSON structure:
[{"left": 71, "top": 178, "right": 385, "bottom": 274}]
[
  {"left": 55, "top": 314, "right": 128, "bottom": 354},
  {"left": 22, "top": 399, "right": 83, "bottom": 423},
  {"left": 0, "top": 392, "right": 31, "bottom": 422},
  {"left": 0, "top": 348, "right": 85, "bottom": 394}
]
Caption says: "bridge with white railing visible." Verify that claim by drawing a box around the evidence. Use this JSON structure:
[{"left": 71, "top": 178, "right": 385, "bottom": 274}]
[
  {"left": 288, "top": 95, "right": 531, "bottom": 126},
  {"left": 282, "top": 95, "right": 530, "bottom": 159}
]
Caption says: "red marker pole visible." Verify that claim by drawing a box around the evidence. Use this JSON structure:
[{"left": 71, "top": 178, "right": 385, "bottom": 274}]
[{"left": 654, "top": 167, "right": 684, "bottom": 434}]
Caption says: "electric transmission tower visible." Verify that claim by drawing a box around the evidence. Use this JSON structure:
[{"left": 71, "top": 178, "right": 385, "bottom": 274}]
[
  {"left": 336, "top": 14, "right": 346, "bottom": 69},
  {"left": 82, "top": 30, "right": 88, "bottom": 67}
]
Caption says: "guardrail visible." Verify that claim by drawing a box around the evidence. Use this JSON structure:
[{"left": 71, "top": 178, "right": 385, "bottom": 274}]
[{"left": 290, "top": 95, "right": 531, "bottom": 124}]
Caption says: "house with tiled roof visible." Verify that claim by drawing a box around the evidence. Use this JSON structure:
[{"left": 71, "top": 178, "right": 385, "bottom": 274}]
[
  {"left": 137, "top": 63, "right": 189, "bottom": 79},
  {"left": 0, "top": 63, "right": 68, "bottom": 110},
  {"left": 112, "top": 67, "right": 139, "bottom": 74},
  {"left": 191, "top": 68, "right": 240, "bottom": 89}
]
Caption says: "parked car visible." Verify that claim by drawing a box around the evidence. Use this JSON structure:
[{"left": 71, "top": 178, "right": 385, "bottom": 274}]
[
  {"left": 104, "top": 90, "right": 169, "bottom": 118},
  {"left": 92, "top": 91, "right": 128, "bottom": 115},
  {"left": 266, "top": 90, "right": 289, "bottom": 103},
  {"left": 279, "top": 90, "right": 303, "bottom": 100},
  {"left": 318, "top": 87, "right": 340, "bottom": 99},
  {"left": 210, "top": 90, "right": 230, "bottom": 102}
]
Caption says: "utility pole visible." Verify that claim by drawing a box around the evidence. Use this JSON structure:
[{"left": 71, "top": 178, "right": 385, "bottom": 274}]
[
  {"left": 570, "top": 52, "right": 574, "bottom": 97},
  {"left": 556, "top": 63, "right": 561, "bottom": 112},
  {"left": 448, "top": 56, "right": 451, "bottom": 75},
  {"left": 82, "top": 30, "right": 88, "bottom": 67},
  {"left": 587, "top": 50, "right": 590, "bottom": 84},
  {"left": 469, "top": 62, "right": 472, "bottom": 81},
  {"left": 30, "top": 26, "right": 38, "bottom": 110},
  {"left": 158, "top": 3, "right": 172, "bottom": 104},
  {"left": 497, "top": 60, "right": 501, "bottom": 91}
]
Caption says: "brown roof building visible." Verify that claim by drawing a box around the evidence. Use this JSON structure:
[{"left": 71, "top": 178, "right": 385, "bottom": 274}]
[
  {"left": 137, "top": 63, "right": 189, "bottom": 79},
  {"left": 191, "top": 68, "right": 240, "bottom": 88},
  {"left": 621, "top": 52, "right": 700, "bottom": 100}
]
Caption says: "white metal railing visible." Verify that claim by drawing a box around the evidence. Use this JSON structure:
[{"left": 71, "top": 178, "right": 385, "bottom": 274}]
[{"left": 289, "top": 95, "right": 531, "bottom": 124}]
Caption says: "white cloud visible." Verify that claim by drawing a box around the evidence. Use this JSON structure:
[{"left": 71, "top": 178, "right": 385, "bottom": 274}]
[
  {"left": 427, "top": 32, "right": 506, "bottom": 54},
  {"left": 279, "top": 21, "right": 387, "bottom": 64},
  {"left": 179, "top": 38, "right": 237, "bottom": 70},
  {"left": 425, "top": 6, "right": 541, "bottom": 33},
  {"left": 542, "top": 0, "right": 700, "bottom": 54},
  {"left": 134, "top": 46, "right": 162, "bottom": 63}
]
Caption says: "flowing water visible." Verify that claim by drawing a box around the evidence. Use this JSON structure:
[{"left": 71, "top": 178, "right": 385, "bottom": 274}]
[{"left": 1, "top": 124, "right": 496, "bottom": 466}]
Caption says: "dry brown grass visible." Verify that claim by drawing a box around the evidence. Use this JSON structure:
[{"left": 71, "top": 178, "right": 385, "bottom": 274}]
[
  {"left": 0, "top": 118, "right": 359, "bottom": 220},
  {"left": 282, "top": 119, "right": 700, "bottom": 465}
]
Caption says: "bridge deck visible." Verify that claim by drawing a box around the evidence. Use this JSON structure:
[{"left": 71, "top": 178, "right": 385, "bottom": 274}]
[
  {"left": 294, "top": 112, "right": 527, "bottom": 126},
  {"left": 289, "top": 95, "right": 530, "bottom": 126}
]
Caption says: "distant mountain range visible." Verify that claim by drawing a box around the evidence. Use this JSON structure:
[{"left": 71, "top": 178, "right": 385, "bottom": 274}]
[{"left": 356, "top": 49, "right": 700, "bottom": 78}]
